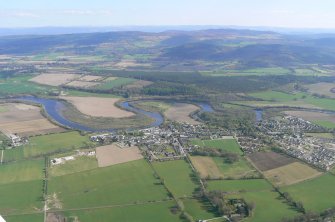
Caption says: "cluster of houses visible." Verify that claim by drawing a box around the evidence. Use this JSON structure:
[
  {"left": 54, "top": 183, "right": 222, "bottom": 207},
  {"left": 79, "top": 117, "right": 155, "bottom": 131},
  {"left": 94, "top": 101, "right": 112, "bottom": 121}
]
[
  {"left": 91, "top": 122, "right": 231, "bottom": 161},
  {"left": 249, "top": 115, "right": 335, "bottom": 170}
]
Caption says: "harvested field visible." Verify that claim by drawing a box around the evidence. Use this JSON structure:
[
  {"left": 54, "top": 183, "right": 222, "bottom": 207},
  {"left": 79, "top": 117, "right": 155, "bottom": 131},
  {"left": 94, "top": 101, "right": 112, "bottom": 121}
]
[
  {"left": 165, "top": 103, "right": 200, "bottom": 124},
  {"left": 306, "top": 82, "right": 335, "bottom": 98},
  {"left": 190, "top": 156, "right": 223, "bottom": 179},
  {"left": 124, "top": 80, "right": 153, "bottom": 89},
  {"left": 264, "top": 162, "right": 322, "bottom": 186},
  {"left": 248, "top": 151, "right": 295, "bottom": 171},
  {"left": 78, "top": 75, "right": 104, "bottom": 82},
  {"left": 0, "top": 103, "right": 65, "bottom": 136},
  {"left": 96, "top": 144, "right": 143, "bottom": 167},
  {"left": 284, "top": 110, "right": 335, "bottom": 125},
  {"left": 65, "top": 80, "right": 100, "bottom": 88},
  {"left": 30, "top": 73, "right": 81, "bottom": 86},
  {"left": 60, "top": 96, "right": 134, "bottom": 118}
]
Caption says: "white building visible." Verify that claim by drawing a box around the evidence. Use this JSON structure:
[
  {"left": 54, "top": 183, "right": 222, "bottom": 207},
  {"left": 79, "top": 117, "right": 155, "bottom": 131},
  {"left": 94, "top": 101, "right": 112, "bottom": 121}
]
[{"left": 0, "top": 215, "right": 6, "bottom": 222}]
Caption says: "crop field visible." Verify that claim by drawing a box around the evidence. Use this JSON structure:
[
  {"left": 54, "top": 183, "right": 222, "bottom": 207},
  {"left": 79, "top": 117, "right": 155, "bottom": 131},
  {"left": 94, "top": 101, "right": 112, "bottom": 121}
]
[
  {"left": 191, "top": 138, "right": 243, "bottom": 154},
  {"left": 0, "top": 103, "right": 65, "bottom": 136},
  {"left": 60, "top": 96, "right": 134, "bottom": 118},
  {"left": 94, "top": 77, "right": 137, "bottom": 90},
  {"left": 281, "top": 174, "right": 335, "bottom": 212},
  {"left": 305, "top": 82, "right": 335, "bottom": 98},
  {"left": 49, "top": 155, "right": 98, "bottom": 177},
  {"left": 23, "top": 131, "right": 91, "bottom": 158},
  {"left": 0, "top": 179, "right": 43, "bottom": 215},
  {"left": 0, "top": 159, "right": 44, "bottom": 185},
  {"left": 65, "top": 80, "right": 100, "bottom": 88},
  {"left": 212, "top": 157, "right": 260, "bottom": 179},
  {"left": 263, "top": 162, "right": 322, "bottom": 186},
  {"left": 165, "top": 103, "right": 200, "bottom": 125},
  {"left": 96, "top": 144, "right": 143, "bottom": 167},
  {"left": 229, "top": 190, "right": 299, "bottom": 222},
  {"left": 134, "top": 101, "right": 171, "bottom": 113},
  {"left": 62, "top": 201, "right": 181, "bottom": 222},
  {"left": 247, "top": 151, "right": 295, "bottom": 171},
  {"left": 190, "top": 156, "right": 223, "bottom": 179},
  {"left": 78, "top": 75, "right": 104, "bottom": 82},
  {"left": 29, "top": 73, "right": 81, "bottom": 86},
  {"left": 153, "top": 159, "right": 198, "bottom": 198},
  {"left": 124, "top": 80, "right": 153, "bottom": 89},
  {"left": 284, "top": 110, "right": 335, "bottom": 128},
  {"left": 207, "top": 179, "right": 272, "bottom": 192},
  {"left": 48, "top": 159, "right": 169, "bottom": 209}
]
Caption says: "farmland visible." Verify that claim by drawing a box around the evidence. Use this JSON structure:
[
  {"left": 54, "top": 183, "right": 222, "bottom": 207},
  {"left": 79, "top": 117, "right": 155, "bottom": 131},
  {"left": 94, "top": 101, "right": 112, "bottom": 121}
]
[
  {"left": 30, "top": 73, "right": 81, "bottom": 86},
  {"left": 207, "top": 179, "right": 272, "bottom": 192},
  {"left": 48, "top": 159, "right": 169, "bottom": 209},
  {"left": 153, "top": 160, "right": 198, "bottom": 198},
  {"left": 191, "top": 138, "right": 243, "bottom": 154},
  {"left": 96, "top": 144, "right": 143, "bottom": 167},
  {"left": 165, "top": 103, "right": 200, "bottom": 124},
  {"left": 0, "top": 103, "right": 65, "bottom": 137},
  {"left": 281, "top": 174, "right": 335, "bottom": 213},
  {"left": 190, "top": 156, "right": 223, "bottom": 179},
  {"left": 60, "top": 96, "right": 134, "bottom": 118}
]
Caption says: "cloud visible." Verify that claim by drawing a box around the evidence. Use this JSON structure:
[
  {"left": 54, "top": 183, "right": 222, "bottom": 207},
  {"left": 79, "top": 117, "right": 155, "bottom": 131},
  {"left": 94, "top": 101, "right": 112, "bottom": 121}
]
[{"left": 0, "top": 11, "right": 41, "bottom": 18}]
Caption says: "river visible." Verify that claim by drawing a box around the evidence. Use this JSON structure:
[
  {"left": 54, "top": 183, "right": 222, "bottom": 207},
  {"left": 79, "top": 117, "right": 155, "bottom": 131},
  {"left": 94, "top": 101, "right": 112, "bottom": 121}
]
[{"left": 10, "top": 97, "right": 214, "bottom": 132}]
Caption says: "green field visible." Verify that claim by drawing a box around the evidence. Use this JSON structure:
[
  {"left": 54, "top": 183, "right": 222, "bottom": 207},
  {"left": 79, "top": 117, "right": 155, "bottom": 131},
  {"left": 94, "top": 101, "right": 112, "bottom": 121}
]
[
  {"left": 63, "top": 201, "right": 181, "bottom": 222},
  {"left": 229, "top": 190, "right": 299, "bottom": 222},
  {"left": 23, "top": 131, "right": 91, "bottom": 158},
  {"left": 312, "top": 120, "right": 335, "bottom": 129},
  {"left": 2, "top": 148, "right": 24, "bottom": 162},
  {"left": 248, "top": 90, "right": 335, "bottom": 111},
  {"left": 135, "top": 101, "right": 171, "bottom": 113},
  {"left": 5, "top": 213, "right": 44, "bottom": 222},
  {"left": 65, "top": 89, "right": 120, "bottom": 98},
  {"left": 0, "top": 180, "right": 43, "bottom": 215},
  {"left": 153, "top": 160, "right": 198, "bottom": 198},
  {"left": 201, "top": 67, "right": 292, "bottom": 77},
  {"left": 0, "top": 75, "right": 52, "bottom": 96},
  {"left": 183, "top": 198, "right": 218, "bottom": 221},
  {"left": 48, "top": 159, "right": 169, "bottom": 209},
  {"left": 212, "top": 156, "right": 259, "bottom": 179},
  {"left": 49, "top": 155, "right": 98, "bottom": 177},
  {"left": 191, "top": 138, "right": 243, "bottom": 154},
  {"left": 94, "top": 77, "right": 136, "bottom": 90},
  {"left": 207, "top": 179, "right": 271, "bottom": 192},
  {"left": 0, "top": 159, "right": 44, "bottom": 185},
  {"left": 281, "top": 174, "right": 335, "bottom": 212}
]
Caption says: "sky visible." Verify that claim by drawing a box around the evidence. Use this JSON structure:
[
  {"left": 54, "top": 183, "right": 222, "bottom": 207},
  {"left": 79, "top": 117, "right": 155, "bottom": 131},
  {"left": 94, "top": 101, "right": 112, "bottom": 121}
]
[{"left": 1, "top": 0, "right": 335, "bottom": 28}]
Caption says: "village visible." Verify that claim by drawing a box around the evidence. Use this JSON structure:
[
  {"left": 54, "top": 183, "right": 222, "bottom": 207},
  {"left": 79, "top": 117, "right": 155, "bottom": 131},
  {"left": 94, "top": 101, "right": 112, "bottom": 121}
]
[{"left": 238, "top": 115, "right": 335, "bottom": 170}]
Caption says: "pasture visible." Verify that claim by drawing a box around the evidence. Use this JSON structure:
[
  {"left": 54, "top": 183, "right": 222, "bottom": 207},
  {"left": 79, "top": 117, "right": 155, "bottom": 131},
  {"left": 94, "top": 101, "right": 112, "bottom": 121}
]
[
  {"left": 0, "top": 180, "right": 43, "bottom": 215},
  {"left": 212, "top": 156, "right": 260, "bottom": 179},
  {"left": 94, "top": 77, "right": 136, "bottom": 90},
  {"left": 63, "top": 201, "right": 181, "bottom": 222},
  {"left": 49, "top": 155, "right": 98, "bottom": 177},
  {"left": 0, "top": 159, "right": 44, "bottom": 185},
  {"left": 165, "top": 103, "right": 200, "bottom": 125},
  {"left": 229, "top": 190, "right": 299, "bottom": 222},
  {"left": 96, "top": 144, "right": 143, "bottom": 167},
  {"left": 305, "top": 82, "right": 335, "bottom": 98},
  {"left": 78, "top": 75, "right": 104, "bottom": 82},
  {"left": 48, "top": 159, "right": 169, "bottom": 209},
  {"left": 183, "top": 199, "right": 218, "bottom": 221},
  {"left": 207, "top": 179, "right": 272, "bottom": 192},
  {"left": 124, "top": 80, "right": 153, "bottom": 89},
  {"left": 65, "top": 80, "right": 100, "bottom": 88},
  {"left": 153, "top": 159, "right": 198, "bottom": 198},
  {"left": 190, "top": 156, "right": 223, "bottom": 179},
  {"left": 281, "top": 173, "right": 335, "bottom": 213},
  {"left": 29, "top": 73, "right": 81, "bottom": 86},
  {"left": 23, "top": 131, "right": 91, "bottom": 158},
  {"left": 247, "top": 151, "right": 295, "bottom": 171},
  {"left": 192, "top": 138, "right": 243, "bottom": 154},
  {"left": 263, "top": 162, "right": 322, "bottom": 186},
  {"left": 60, "top": 96, "right": 134, "bottom": 118},
  {"left": 5, "top": 213, "right": 44, "bottom": 222},
  {"left": 284, "top": 110, "right": 335, "bottom": 128}
]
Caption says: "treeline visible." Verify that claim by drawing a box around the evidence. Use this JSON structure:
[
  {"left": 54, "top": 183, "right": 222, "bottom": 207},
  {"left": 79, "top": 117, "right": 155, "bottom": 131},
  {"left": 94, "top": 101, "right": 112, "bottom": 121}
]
[
  {"left": 89, "top": 69, "right": 335, "bottom": 93},
  {"left": 192, "top": 147, "right": 239, "bottom": 164}
]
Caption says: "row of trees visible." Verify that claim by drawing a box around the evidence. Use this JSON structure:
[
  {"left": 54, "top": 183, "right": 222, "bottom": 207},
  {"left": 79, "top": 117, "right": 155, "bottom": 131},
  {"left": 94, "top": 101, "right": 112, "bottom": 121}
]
[{"left": 192, "top": 147, "right": 239, "bottom": 164}]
